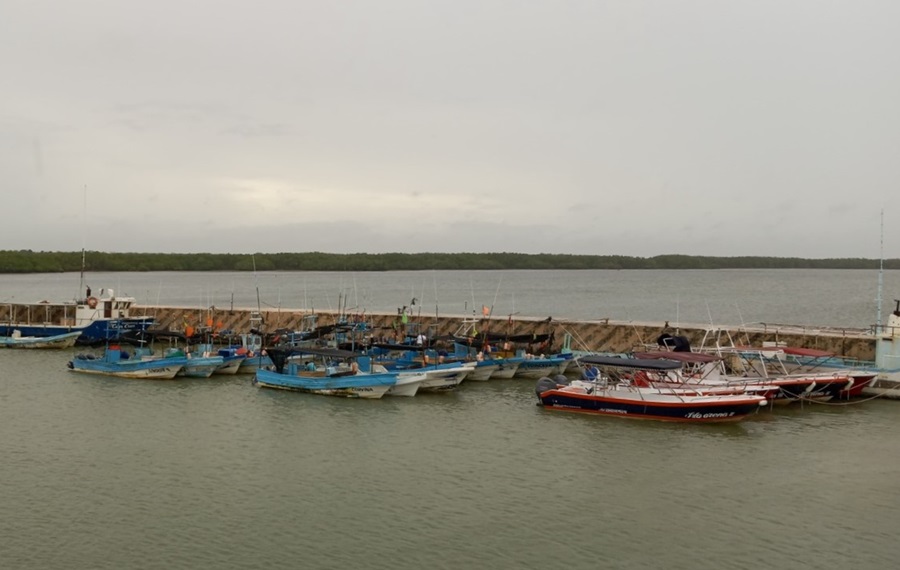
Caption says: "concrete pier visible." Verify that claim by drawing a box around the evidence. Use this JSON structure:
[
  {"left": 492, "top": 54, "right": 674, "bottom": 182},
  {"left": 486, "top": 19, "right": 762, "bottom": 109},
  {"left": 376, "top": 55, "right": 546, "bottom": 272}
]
[
  {"left": 134, "top": 305, "right": 877, "bottom": 360},
  {"left": 0, "top": 301, "right": 875, "bottom": 358}
]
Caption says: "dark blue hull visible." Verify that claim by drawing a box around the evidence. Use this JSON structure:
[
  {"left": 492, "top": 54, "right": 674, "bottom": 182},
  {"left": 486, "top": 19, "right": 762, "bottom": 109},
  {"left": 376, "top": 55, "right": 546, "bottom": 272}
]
[
  {"left": 772, "top": 378, "right": 849, "bottom": 402},
  {"left": 0, "top": 317, "right": 154, "bottom": 346}
]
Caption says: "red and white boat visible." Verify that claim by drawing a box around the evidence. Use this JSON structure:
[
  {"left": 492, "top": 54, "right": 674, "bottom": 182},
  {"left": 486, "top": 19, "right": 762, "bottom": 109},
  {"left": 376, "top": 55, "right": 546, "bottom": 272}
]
[
  {"left": 633, "top": 350, "right": 856, "bottom": 405},
  {"left": 536, "top": 356, "right": 768, "bottom": 423}
]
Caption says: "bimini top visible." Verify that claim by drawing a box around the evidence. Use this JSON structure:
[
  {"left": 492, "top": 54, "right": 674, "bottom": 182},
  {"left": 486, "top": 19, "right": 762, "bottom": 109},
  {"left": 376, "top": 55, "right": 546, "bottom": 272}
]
[
  {"left": 580, "top": 355, "right": 683, "bottom": 370},
  {"left": 267, "top": 346, "right": 362, "bottom": 373}
]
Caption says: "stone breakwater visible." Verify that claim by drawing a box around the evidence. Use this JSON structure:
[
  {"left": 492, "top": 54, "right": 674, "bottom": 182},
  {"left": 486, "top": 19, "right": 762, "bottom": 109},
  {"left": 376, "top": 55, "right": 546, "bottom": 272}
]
[
  {"left": 0, "top": 301, "right": 874, "bottom": 358},
  {"left": 137, "top": 305, "right": 877, "bottom": 360}
]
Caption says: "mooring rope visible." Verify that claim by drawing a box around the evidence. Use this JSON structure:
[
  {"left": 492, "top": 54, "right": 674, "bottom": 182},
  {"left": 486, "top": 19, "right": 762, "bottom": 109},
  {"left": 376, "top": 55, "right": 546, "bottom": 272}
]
[{"left": 797, "top": 389, "right": 890, "bottom": 406}]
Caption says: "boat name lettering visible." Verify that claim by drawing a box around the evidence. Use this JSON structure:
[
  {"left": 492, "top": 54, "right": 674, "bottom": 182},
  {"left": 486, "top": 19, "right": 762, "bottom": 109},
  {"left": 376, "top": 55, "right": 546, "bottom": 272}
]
[{"left": 685, "top": 411, "right": 735, "bottom": 419}]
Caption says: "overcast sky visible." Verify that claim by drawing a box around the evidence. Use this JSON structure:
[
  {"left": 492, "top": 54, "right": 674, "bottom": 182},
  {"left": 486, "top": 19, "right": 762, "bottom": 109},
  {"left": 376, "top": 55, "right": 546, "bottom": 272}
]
[{"left": 2, "top": 0, "right": 897, "bottom": 258}]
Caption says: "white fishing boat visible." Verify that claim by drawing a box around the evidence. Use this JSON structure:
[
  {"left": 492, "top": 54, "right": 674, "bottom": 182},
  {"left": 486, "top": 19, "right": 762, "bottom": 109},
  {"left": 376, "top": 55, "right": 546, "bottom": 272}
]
[
  {"left": 1, "top": 330, "right": 81, "bottom": 349},
  {"left": 384, "top": 368, "right": 428, "bottom": 397},
  {"left": 1, "top": 287, "right": 154, "bottom": 345},
  {"left": 416, "top": 361, "right": 473, "bottom": 392}
]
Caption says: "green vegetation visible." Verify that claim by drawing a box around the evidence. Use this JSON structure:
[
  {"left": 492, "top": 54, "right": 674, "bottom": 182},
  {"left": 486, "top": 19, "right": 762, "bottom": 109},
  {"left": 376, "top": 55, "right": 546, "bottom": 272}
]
[{"left": 0, "top": 250, "right": 897, "bottom": 273}]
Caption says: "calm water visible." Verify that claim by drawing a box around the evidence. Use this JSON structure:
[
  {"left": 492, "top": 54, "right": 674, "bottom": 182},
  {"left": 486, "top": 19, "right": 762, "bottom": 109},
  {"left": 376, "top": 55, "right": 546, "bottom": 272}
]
[
  {"left": 2, "top": 268, "right": 898, "bottom": 328},
  {"left": 2, "top": 270, "right": 900, "bottom": 569}
]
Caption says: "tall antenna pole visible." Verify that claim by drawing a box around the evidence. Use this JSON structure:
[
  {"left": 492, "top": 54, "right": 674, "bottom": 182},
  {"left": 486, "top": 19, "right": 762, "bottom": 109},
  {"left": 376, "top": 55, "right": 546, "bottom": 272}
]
[
  {"left": 876, "top": 209, "right": 884, "bottom": 327},
  {"left": 79, "top": 184, "right": 87, "bottom": 297}
]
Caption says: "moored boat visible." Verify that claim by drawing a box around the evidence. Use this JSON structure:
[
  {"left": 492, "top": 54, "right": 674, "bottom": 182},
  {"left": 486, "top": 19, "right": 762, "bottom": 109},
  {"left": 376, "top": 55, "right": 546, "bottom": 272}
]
[
  {"left": 1, "top": 287, "right": 154, "bottom": 345},
  {"left": 416, "top": 362, "right": 472, "bottom": 392},
  {"left": 176, "top": 352, "right": 225, "bottom": 378},
  {"left": 1, "top": 330, "right": 81, "bottom": 349},
  {"left": 253, "top": 347, "right": 396, "bottom": 399},
  {"left": 535, "top": 372, "right": 768, "bottom": 423},
  {"left": 384, "top": 369, "right": 428, "bottom": 397},
  {"left": 632, "top": 351, "right": 853, "bottom": 404},
  {"left": 514, "top": 355, "right": 569, "bottom": 379},
  {"left": 67, "top": 346, "right": 187, "bottom": 379},
  {"left": 488, "top": 356, "right": 524, "bottom": 379},
  {"left": 209, "top": 346, "right": 246, "bottom": 375}
]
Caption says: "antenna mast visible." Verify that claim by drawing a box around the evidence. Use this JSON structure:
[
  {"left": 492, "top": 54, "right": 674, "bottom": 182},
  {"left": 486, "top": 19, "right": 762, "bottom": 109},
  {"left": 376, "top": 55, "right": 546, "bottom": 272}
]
[
  {"left": 876, "top": 209, "right": 884, "bottom": 327},
  {"left": 79, "top": 185, "right": 87, "bottom": 297}
]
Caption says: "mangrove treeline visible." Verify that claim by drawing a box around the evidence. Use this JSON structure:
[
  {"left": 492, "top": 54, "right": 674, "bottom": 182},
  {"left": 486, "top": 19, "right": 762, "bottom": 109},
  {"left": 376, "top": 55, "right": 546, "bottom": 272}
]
[{"left": 1, "top": 251, "right": 898, "bottom": 273}]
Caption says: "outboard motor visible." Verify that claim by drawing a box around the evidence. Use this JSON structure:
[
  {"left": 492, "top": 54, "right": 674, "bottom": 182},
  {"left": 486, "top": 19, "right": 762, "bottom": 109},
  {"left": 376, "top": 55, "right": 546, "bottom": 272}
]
[
  {"left": 671, "top": 335, "right": 691, "bottom": 352},
  {"left": 535, "top": 376, "right": 559, "bottom": 399},
  {"left": 554, "top": 374, "right": 571, "bottom": 386},
  {"left": 658, "top": 333, "right": 692, "bottom": 352}
]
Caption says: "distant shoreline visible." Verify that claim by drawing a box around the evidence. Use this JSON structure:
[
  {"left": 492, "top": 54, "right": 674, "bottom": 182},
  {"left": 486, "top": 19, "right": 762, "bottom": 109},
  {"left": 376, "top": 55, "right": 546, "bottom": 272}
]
[{"left": 1, "top": 250, "right": 897, "bottom": 273}]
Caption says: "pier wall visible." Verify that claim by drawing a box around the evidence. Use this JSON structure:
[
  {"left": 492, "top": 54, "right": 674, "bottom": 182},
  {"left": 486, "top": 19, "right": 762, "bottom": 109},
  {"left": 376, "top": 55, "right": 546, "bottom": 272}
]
[
  {"left": 134, "top": 305, "right": 877, "bottom": 360},
  {"left": 0, "top": 301, "right": 874, "bottom": 359}
]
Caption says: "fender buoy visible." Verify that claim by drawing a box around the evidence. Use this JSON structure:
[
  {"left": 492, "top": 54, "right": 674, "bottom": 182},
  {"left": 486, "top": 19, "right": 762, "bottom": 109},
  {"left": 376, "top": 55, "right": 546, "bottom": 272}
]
[{"left": 87, "top": 296, "right": 99, "bottom": 309}]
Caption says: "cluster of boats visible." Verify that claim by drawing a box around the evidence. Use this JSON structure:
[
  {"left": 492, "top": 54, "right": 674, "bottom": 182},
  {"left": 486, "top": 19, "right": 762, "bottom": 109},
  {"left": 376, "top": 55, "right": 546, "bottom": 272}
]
[
  {"left": 251, "top": 342, "right": 573, "bottom": 397},
  {"left": 534, "top": 349, "right": 870, "bottom": 423},
  {"left": 5, "top": 283, "right": 900, "bottom": 424},
  {"left": 66, "top": 343, "right": 260, "bottom": 379},
  {"left": 533, "top": 300, "right": 900, "bottom": 423},
  {"left": 58, "top": 330, "right": 571, "bottom": 393}
]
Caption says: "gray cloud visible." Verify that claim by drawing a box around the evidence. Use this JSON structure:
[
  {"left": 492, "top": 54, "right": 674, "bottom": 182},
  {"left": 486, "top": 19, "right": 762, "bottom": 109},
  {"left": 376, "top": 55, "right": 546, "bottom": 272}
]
[{"left": 1, "top": 0, "right": 897, "bottom": 257}]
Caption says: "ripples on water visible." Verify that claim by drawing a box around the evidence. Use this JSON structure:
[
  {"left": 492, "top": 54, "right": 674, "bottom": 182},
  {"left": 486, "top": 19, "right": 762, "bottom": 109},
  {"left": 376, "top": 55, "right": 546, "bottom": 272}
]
[
  {"left": 3, "top": 268, "right": 898, "bottom": 327},
  {"left": 2, "top": 346, "right": 899, "bottom": 570}
]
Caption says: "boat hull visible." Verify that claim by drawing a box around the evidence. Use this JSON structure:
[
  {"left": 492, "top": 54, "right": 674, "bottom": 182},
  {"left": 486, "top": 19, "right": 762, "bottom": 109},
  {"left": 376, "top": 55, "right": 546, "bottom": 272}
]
[
  {"left": 466, "top": 362, "right": 499, "bottom": 381},
  {"left": 837, "top": 373, "right": 876, "bottom": 399},
  {"left": 770, "top": 377, "right": 851, "bottom": 404},
  {"left": 180, "top": 359, "right": 224, "bottom": 378},
  {"left": 237, "top": 354, "right": 274, "bottom": 374},
  {"left": 861, "top": 372, "right": 900, "bottom": 399},
  {"left": 0, "top": 317, "right": 155, "bottom": 345},
  {"left": 538, "top": 387, "right": 766, "bottom": 423},
  {"left": 417, "top": 367, "right": 470, "bottom": 392},
  {"left": 489, "top": 358, "right": 523, "bottom": 379},
  {"left": 1, "top": 331, "right": 81, "bottom": 349},
  {"left": 68, "top": 359, "right": 184, "bottom": 379},
  {"left": 253, "top": 368, "right": 395, "bottom": 399},
  {"left": 386, "top": 372, "right": 427, "bottom": 397},
  {"left": 214, "top": 357, "right": 245, "bottom": 375}
]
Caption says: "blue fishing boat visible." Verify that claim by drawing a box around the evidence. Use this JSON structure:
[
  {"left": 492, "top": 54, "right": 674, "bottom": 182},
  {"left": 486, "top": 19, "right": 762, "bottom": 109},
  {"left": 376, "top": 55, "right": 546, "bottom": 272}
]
[
  {"left": 234, "top": 314, "right": 274, "bottom": 373},
  {"left": 237, "top": 351, "right": 274, "bottom": 373},
  {"left": 128, "top": 330, "right": 226, "bottom": 378},
  {"left": 67, "top": 346, "right": 188, "bottom": 379},
  {"left": 366, "top": 344, "right": 472, "bottom": 391},
  {"left": 514, "top": 355, "right": 569, "bottom": 379},
  {"left": 169, "top": 349, "right": 225, "bottom": 378},
  {"left": 253, "top": 347, "right": 396, "bottom": 398},
  {"left": 202, "top": 345, "right": 246, "bottom": 375}
]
